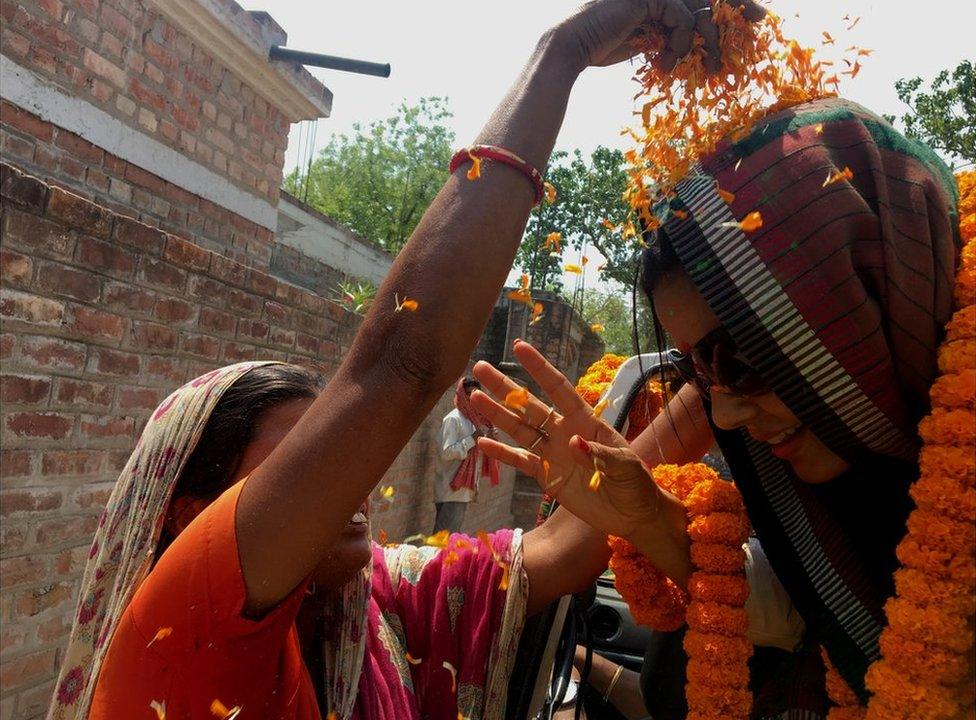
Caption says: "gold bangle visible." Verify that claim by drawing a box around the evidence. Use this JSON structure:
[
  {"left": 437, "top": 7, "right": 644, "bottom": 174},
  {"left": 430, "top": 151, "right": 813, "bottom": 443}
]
[{"left": 604, "top": 664, "right": 624, "bottom": 703}]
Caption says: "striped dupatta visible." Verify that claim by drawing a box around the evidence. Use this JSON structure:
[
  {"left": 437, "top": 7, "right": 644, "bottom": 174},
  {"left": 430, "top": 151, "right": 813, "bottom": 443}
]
[{"left": 660, "top": 98, "right": 959, "bottom": 701}]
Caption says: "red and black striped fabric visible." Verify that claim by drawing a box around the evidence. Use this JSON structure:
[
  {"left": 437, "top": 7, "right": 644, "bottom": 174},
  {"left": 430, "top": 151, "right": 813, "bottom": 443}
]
[{"left": 661, "top": 97, "right": 960, "bottom": 708}]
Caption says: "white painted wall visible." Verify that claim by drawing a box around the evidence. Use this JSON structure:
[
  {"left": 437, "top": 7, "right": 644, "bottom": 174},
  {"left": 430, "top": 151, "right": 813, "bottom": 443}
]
[{"left": 276, "top": 193, "right": 391, "bottom": 286}]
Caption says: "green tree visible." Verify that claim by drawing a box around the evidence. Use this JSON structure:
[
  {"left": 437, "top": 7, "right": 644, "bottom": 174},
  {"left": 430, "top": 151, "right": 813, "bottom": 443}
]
[
  {"left": 883, "top": 60, "right": 975, "bottom": 169},
  {"left": 516, "top": 146, "right": 637, "bottom": 291},
  {"left": 580, "top": 287, "right": 661, "bottom": 357},
  {"left": 284, "top": 97, "right": 454, "bottom": 253}
]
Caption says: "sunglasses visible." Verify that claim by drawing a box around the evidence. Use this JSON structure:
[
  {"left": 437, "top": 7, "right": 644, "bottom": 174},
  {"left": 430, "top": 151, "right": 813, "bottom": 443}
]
[{"left": 672, "top": 327, "right": 769, "bottom": 397}]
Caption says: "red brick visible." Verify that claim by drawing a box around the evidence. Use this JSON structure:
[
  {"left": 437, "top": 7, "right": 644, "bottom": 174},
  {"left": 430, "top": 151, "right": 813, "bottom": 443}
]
[
  {"left": 262, "top": 299, "right": 289, "bottom": 323},
  {"left": 71, "top": 482, "right": 114, "bottom": 511},
  {"left": 0, "top": 450, "right": 32, "bottom": 478},
  {"left": 199, "top": 306, "right": 236, "bottom": 335},
  {"left": 47, "top": 186, "right": 112, "bottom": 238},
  {"left": 2, "top": 208, "right": 75, "bottom": 259},
  {"left": 275, "top": 280, "right": 303, "bottom": 307},
  {"left": 41, "top": 449, "right": 104, "bottom": 477},
  {"left": 75, "top": 235, "right": 136, "bottom": 277},
  {"left": 117, "top": 386, "right": 161, "bottom": 410},
  {"left": 0, "top": 249, "right": 33, "bottom": 287},
  {"left": 227, "top": 288, "right": 261, "bottom": 317},
  {"left": 87, "top": 347, "right": 140, "bottom": 377},
  {"left": 123, "top": 162, "right": 167, "bottom": 193},
  {"left": 0, "top": 101, "right": 53, "bottom": 142},
  {"left": 79, "top": 414, "right": 135, "bottom": 440},
  {"left": 60, "top": 154, "right": 87, "bottom": 182},
  {"left": 4, "top": 412, "right": 73, "bottom": 439},
  {"left": 208, "top": 253, "right": 247, "bottom": 287},
  {"left": 139, "top": 257, "right": 186, "bottom": 292},
  {"left": 53, "top": 129, "right": 104, "bottom": 164},
  {"left": 295, "top": 333, "right": 321, "bottom": 355},
  {"left": 0, "top": 289, "right": 64, "bottom": 326},
  {"left": 87, "top": 167, "right": 111, "bottom": 192},
  {"left": 14, "top": 335, "right": 86, "bottom": 371},
  {"left": 102, "top": 280, "right": 155, "bottom": 314},
  {"left": 0, "top": 489, "right": 62, "bottom": 517},
  {"left": 14, "top": 582, "right": 75, "bottom": 619},
  {"left": 164, "top": 234, "right": 211, "bottom": 271},
  {"left": 66, "top": 303, "right": 126, "bottom": 342},
  {"left": 187, "top": 276, "right": 230, "bottom": 307},
  {"left": 221, "top": 342, "right": 256, "bottom": 362},
  {"left": 2, "top": 130, "right": 36, "bottom": 163},
  {"left": 0, "top": 163, "right": 49, "bottom": 211},
  {"left": 52, "top": 378, "right": 114, "bottom": 409},
  {"left": 246, "top": 268, "right": 276, "bottom": 298},
  {"left": 37, "top": 612, "right": 72, "bottom": 643},
  {"left": 129, "top": 320, "right": 177, "bottom": 350},
  {"left": 113, "top": 215, "right": 166, "bottom": 255},
  {"left": 153, "top": 296, "right": 197, "bottom": 324},
  {"left": 144, "top": 356, "right": 184, "bottom": 385},
  {"left": 128, "top": 77, "right": 166, "bottom": 113},
  {"left": 237, "top": 319, "right": 269, "bottom": 341},
  {"left": 269, "top": 327, "right": 296, "bottom": 349},
  {"left": 180, "top": 333, "right": 220, "bottom": 360},
  {"left": 34, "top": 260, "right": 101, "bottom": 302},
  {"left": 0, "top": 374, "right": 52, "bottom": 405},
  {"left": 0, "top": 648, "right": 57, "bottom": 693}
]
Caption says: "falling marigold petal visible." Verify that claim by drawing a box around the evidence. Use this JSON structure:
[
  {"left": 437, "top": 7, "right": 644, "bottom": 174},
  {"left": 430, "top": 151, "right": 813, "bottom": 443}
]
[
  {"left": 150, "top": 700, "right": 166, "bottom": 720},
  {"left": 380, "top": 485, "right": 395, "bottom": 500},
  {"left": 739, "top": 211, "right": 763, "bottom": 232},
  {"left": 425, "top": 530, "right": 450, "bottom": 548},
  {"left": 466, "top": 151, "right": 481, "bottom": 181},
  {"left": 673, "top": 209, "right": 689, "bottom": 220},
  {"left": 378, "top": 529, "right": 388, "bottom": 545},
  {"left": 564, "top": 264, "right": 583, "bottom": 275},
  {"left": 210, "top": 700, "right": 242, "bottom": 720},
  {"left": 147, "top": 627, "right": 172, "bottom": 647},
  {"left": 504, "top": 387, "right": 530, "bottom": 413},
  {"left": 717, "top": 187, "right": 736, "bottom": 204},
  {"left": 590, "top": 323, "right": 605, "bottom": 333},
  {"left": 589, "top": 469, "right": 602, "bottom": 491},
  {"left": 443, "top": 661, "right": 458, "bottom": 693},
  {"left": 822, "top": 166, "right": 854, "bottom": 187},
  {"left": 544, "top": 182, "right": 557, "bottom": 204},
  {"left": 593, "top": 397, "right": 610, "bottom": 418}
]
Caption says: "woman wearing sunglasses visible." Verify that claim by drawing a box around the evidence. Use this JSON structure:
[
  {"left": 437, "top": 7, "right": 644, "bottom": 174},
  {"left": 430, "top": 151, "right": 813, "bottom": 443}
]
[{"left": 470, "top": 97, "right": 960, "bottom": 717}]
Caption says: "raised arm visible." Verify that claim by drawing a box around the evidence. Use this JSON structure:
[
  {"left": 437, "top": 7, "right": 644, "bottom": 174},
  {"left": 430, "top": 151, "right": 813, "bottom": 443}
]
[{"left": 235, "top": 1, "right": 726, "bottom": 613}]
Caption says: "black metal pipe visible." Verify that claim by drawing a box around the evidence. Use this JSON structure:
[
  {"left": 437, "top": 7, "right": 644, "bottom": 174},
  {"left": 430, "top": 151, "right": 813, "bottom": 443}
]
[{"left": 269, "top": 46, "right": 390, "bottom": 78}]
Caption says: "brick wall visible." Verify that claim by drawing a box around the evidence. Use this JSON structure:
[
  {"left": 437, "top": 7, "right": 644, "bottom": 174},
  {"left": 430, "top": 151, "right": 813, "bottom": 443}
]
[
  {"left": 0, "top": 163, "right": 517, "bottom": 719},
  {"left": 2, "top": 0, "right": 289, "bottom": 205},
  {"left": 0, "top": 101, "right": 276, "bottom": 268}
]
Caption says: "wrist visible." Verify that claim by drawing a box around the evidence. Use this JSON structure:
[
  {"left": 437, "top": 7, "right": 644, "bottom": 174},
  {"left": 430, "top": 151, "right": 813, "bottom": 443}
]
[
  {"left": 536, "top": 25, "right": 587, "bottom": 80},
  {"left": 625, "top": 490, "right": 691, "bottom": 588}
]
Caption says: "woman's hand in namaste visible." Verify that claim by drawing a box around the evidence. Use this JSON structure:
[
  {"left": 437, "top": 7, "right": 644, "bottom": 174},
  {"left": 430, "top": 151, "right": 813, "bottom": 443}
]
[
  {"left": 550, "top": 0, "right": 766, "bottom": 74},
  {"left": 471, "top": 341, "right": 671, "bottom": 546}
]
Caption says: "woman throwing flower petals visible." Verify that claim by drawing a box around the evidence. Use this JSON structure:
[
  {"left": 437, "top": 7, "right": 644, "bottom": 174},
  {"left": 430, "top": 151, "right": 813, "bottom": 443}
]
[{"left": 47, "top": 2, "right": 770, "bottom": 720}]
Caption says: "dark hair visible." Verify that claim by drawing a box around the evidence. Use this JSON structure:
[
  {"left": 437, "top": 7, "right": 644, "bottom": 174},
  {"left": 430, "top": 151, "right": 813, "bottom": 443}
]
[
  {"left": 636, "top": 228, "right": 682, "bottom": 359},
  {"left": 176, "top": 363, "right": 322, "bottom": 501}
]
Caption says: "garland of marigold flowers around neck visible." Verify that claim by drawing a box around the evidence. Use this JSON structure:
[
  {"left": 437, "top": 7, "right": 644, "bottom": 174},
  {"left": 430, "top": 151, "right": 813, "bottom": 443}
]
[
  {"left": 821, "top": 174, "right": 976, "bottom": 720},
  {"left": 596, "top": 172, "right": 975, "bottom": 720},
  {"left": 575, "top": 356, "right": 754, "bottom": 718}
]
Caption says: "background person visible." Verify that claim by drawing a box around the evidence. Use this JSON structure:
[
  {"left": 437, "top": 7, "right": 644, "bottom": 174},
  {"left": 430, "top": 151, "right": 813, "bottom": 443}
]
[{"left": 434, "top": 378, "right": 499, "bottom": 533}]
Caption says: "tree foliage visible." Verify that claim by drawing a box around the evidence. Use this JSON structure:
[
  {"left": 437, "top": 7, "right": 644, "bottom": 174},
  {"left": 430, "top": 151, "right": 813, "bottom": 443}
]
[
  {"left": 516, "top": 147, "right": 637, "bottom": 290},
  {"left": 284, "top": 97, "right": 454, "bottom": 253},
  {"left": 581, "top": 287, "right": 661, "bottom": 357},
  {"left": 882, "top": 60, "right": 975, "bottom": 169}
]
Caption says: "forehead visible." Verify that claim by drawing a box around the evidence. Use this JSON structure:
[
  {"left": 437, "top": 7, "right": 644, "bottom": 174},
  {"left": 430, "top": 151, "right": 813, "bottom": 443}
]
[{"left": 653, "top": 269, "right": 722, "bottom": 349}]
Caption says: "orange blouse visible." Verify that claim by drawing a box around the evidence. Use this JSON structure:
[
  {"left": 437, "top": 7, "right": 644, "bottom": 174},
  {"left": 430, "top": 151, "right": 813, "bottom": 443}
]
[{"left": 89, "top": 480, "right": 320, "bottom": 719}]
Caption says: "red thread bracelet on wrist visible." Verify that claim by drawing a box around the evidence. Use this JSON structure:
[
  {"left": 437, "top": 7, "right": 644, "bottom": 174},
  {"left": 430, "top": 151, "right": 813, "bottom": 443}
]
[{"left": 449, "top": 145, "right": 546, "bottom": 205}]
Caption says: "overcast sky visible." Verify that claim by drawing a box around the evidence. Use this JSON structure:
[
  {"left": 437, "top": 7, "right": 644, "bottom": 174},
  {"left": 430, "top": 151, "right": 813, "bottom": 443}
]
[{"left": 243, "top": 0, "right": 974, "bottom": 289}]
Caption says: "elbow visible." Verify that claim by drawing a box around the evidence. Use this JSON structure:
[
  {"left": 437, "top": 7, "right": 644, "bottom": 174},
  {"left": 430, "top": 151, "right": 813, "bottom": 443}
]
[{"left": 379, "top": 335, "right": 464, "bottom": 400}]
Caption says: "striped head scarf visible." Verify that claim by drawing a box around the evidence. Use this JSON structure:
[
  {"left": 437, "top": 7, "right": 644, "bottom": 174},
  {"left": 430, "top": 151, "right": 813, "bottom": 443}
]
[
  {"left": 47, "top": 362, "right": 371, "bottom": 720},
  {"left": 657, "top": 97, "right": 959, "bottom": 699}
]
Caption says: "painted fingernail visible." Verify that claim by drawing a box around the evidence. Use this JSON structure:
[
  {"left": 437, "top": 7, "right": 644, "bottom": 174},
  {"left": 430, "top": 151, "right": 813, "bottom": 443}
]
[
  {"left": 512, "top": 338, "right": 522, "bottom": 349},
  {"left": 575, "top": 436, "right": 591, "bottom": 454}
]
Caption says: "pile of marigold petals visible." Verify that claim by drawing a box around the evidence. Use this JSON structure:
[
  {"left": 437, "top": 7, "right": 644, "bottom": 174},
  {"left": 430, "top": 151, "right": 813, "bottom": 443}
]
[
  {"left": 825, "top": 173, "right": 976, "bottom": 720},
  {"left": 625, "top": 1, "right": 868, "bottom": 224}
]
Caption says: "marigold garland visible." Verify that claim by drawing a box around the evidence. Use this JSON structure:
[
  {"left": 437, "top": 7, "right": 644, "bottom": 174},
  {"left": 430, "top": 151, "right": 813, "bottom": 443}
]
[{"left": 824, "top": 172, "right": 976, "bottom": 720}]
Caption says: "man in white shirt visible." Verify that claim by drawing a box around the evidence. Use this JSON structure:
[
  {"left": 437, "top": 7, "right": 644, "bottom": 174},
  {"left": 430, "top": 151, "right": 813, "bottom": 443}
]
[{"left": 433, "top": 378, "right": 499, "bottom": 533}]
